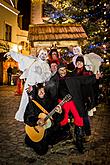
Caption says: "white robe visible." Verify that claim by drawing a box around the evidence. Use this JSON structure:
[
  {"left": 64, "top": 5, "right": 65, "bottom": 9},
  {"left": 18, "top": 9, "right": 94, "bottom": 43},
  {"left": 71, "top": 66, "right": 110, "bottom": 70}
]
[
  {"left": 84, "top": 53, "right": 103, "bottom": 74},
  {"left": 7, "top": 51, "right": 51, "bottom": 122}
]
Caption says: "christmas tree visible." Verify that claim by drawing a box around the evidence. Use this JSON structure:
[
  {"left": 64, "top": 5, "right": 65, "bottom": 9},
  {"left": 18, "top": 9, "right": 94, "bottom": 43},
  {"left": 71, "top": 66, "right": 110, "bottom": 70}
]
[{"left": 44, "top": 0, "right": 109, "bottom": 54}]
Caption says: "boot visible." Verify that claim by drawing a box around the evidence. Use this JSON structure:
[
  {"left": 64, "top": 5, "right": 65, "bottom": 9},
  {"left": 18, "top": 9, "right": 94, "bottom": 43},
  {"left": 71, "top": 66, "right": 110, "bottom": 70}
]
[{"left": 74, "top": 126, "right": 84, "bottom": 154}]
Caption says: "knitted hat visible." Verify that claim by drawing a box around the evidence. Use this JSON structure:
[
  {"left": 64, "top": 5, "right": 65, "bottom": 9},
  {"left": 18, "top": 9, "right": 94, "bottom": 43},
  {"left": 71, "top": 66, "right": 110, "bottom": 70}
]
[
  {"left": 76, "top": 56, "right": 84, "bottom": 64},
  {"left": 57, "top": 63, "right": 67, "bottom": 70}
]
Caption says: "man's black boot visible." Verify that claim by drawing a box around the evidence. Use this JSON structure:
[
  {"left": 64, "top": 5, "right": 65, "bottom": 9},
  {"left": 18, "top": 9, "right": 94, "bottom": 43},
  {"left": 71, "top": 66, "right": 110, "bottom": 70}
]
[{"left": 74, "top": 126, "right": 84, "bottom": 154}]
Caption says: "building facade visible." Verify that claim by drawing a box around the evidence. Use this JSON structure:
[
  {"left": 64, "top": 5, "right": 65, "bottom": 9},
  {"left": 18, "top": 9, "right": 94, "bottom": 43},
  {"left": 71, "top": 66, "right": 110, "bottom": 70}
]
[
  {"left": 29, "top": 0, "right": 87, "bottom": 53},
  {"left": 0, "top": 0, "right": 29, "bottom": 85}
]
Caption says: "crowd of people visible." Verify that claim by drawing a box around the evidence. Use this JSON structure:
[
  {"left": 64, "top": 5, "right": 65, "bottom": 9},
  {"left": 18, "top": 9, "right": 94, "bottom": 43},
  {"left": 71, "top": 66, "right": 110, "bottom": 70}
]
[{"left": 5, "top": 45, "right": 103, "bottom": 155}]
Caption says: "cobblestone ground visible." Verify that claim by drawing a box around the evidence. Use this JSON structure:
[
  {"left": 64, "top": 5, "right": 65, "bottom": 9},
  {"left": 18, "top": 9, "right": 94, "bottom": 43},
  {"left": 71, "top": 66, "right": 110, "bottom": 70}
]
[{"left": 0, "top": 86, "right": 110, "bottom": 165}]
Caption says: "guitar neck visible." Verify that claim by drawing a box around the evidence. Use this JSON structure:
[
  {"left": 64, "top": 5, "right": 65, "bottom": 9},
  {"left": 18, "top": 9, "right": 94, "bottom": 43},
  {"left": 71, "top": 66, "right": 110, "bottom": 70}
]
[
  {"left": 44, "top": 94, "right": 72, "bottom": 122},
  {"left": 44, "top": 100, "right": 65, "bottom": 121}
]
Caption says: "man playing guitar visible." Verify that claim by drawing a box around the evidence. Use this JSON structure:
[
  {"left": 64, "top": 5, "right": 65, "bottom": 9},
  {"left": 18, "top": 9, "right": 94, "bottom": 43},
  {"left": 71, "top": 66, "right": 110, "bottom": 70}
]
[{"left": 24, "top": 83, "right": 71, "bottom": 155}]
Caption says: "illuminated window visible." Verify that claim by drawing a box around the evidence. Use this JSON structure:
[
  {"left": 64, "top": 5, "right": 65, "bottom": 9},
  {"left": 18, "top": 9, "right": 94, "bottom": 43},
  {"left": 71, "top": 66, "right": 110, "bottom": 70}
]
[{"left": 5, "top": 24, "right": 12, "bottom": 42}]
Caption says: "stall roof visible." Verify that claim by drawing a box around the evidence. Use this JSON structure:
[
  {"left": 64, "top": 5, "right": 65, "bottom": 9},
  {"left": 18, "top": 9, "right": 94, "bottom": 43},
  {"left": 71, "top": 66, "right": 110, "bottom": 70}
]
[{"left": 28, "top": 24, "right": 88, "bottom": 42}]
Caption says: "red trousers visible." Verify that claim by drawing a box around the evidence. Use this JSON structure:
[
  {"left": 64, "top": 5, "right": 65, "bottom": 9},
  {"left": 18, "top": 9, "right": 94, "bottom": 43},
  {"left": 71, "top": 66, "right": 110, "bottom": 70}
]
[{"left": 58, "top": 99, "right": 83, "bottom": 127}]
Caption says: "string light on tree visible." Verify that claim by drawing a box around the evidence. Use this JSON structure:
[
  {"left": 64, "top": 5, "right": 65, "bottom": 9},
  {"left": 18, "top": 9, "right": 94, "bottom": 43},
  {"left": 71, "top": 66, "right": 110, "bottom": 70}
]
[{"left": 45, "top": 0, "right": 109, "bottom": 53}]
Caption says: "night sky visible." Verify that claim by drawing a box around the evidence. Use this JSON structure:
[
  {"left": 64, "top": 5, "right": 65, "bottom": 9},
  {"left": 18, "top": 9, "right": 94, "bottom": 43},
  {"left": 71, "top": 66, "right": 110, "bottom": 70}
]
[{"left": 17, "top": 0, "right": 31, "bottom": 30}]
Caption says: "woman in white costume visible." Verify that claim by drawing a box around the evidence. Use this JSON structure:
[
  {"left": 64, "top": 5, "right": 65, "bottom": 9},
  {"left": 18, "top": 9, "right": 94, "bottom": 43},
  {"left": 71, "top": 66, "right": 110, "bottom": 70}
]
[
  {"left": 72, "top": 46, "right": 93, "bottom": 71},
  {"left": 5, "top": 49, "right": 51, "bottom": 122},
  {"left": 72, "top": 46, "right": 103, "bottom": 74}
]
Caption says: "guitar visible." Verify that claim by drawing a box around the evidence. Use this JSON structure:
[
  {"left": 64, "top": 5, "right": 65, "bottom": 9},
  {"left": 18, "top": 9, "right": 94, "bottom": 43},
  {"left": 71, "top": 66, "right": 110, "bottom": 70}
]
[{"left": 25, "top": 94, "right": 72, "bottom": 142}]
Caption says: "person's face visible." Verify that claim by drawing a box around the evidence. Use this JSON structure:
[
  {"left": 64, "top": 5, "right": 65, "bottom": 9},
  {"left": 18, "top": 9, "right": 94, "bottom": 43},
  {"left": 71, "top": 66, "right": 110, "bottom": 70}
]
[
  {"left": 73, "top": 46, "right": 81, "bottom": 55},
  {"left": 76, "top": 61, "right": 84, "bottom": 68},
  {"left": 52, "top": 53, "right": 58, "bottom": 60},
  {"left": 50, "top": 63, "right": 58, "bottom": 73},
  {"left": 58, "top": 67, "right": 67, "bottom": 77},
  {"left": 38, "top": 50, "right": 48, "bottom": 61},
  {"left": 38, "top": 88, "right": 45, "bottom": 98}
]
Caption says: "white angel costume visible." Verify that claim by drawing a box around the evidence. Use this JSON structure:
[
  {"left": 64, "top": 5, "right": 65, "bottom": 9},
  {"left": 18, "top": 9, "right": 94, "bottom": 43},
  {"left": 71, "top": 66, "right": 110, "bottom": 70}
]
[
  {"left": 84, "top": 52, "right": 103, "bottom": 74},
  {"left": 72, "top": 46, "right": 103, "bottom": 73},
  {"left": 5, "top": 50, "right": 51, "bottom": 122},
  {"left": 72, "top": 46, "right": 93, "bottom": 71}
]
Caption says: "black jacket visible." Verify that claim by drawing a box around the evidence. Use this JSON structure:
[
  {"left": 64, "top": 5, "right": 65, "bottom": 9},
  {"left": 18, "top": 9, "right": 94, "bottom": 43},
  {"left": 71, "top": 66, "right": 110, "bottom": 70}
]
[
  {"left": 24, "top": 91, "right": 70, "bottom": 153},
  {"left": 46, "top": 72, "right": 97, "bottom": 117},
  {"left": 24, "top": 96, "right": 52, "bottom": 127}
]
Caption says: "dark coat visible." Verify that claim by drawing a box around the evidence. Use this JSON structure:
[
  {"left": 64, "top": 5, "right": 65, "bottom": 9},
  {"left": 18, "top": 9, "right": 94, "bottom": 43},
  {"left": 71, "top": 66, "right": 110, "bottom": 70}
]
[
  {"left": 24, "top": 90, "right": 70, "bottom": 155},
  {"left": 24, "top": 96, "right": 50, "bottom": 126},
  {"left": 46, "top": 71, "right": 97, "bottom": 117},
  {"left": 7, "top": 67, "right": 12, "bottom": 75},
  {"left": 66, "top": 75, "right": 96, "bottom": 117},
  {"left": 73, "top": 67, "right": 99, "bottom": 109}
]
